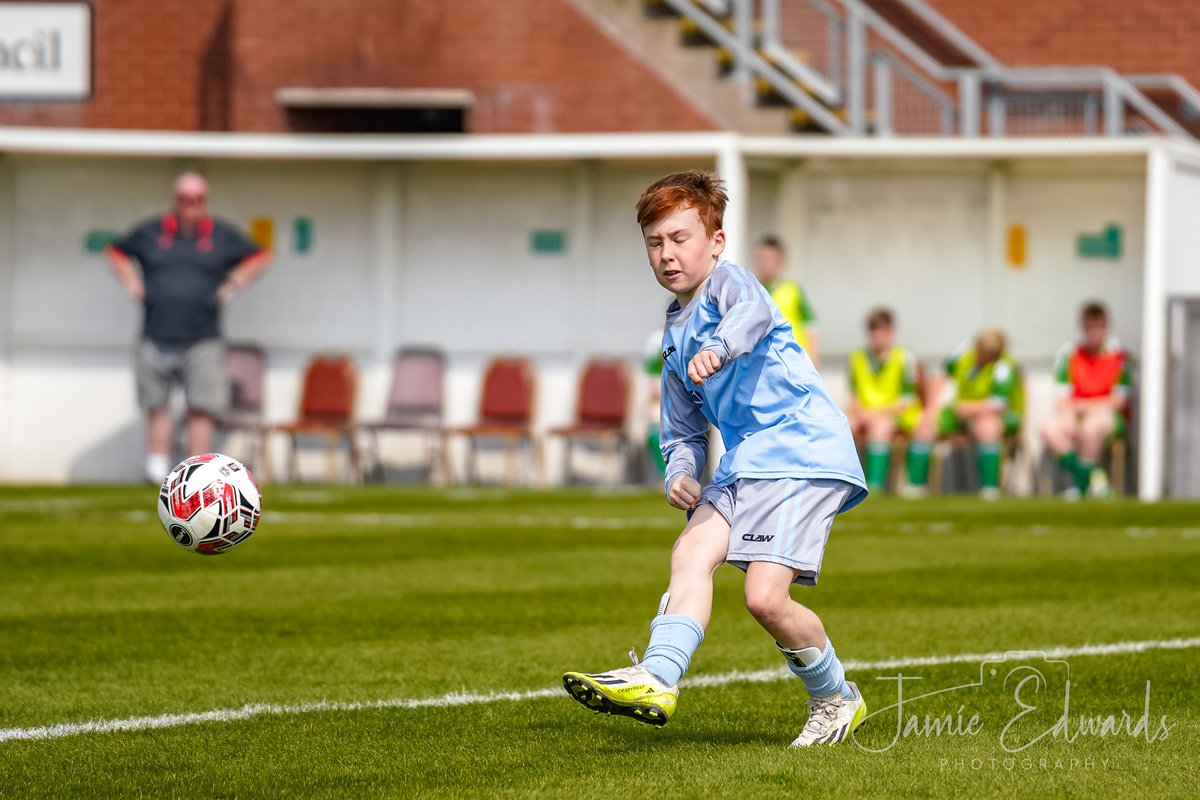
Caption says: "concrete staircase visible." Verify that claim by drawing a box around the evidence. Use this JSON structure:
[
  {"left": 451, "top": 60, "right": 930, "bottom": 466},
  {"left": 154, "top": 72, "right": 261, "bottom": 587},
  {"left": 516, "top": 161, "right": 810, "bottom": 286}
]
[{"left": 569, "top": 0, "right": 802, "bottom": 134}]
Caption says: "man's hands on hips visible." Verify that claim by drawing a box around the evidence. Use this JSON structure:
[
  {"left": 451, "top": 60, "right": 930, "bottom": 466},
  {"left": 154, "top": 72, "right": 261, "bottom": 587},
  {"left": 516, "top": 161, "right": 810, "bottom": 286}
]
[
  {"left": 687, "top": 349, "right": 722, "bottom": 385},
  {"left": 216, "top": 279, "right": 240, "bottom": 305},
  {"left": 667, "top": 475, "right": 702, "bottom": 510}
]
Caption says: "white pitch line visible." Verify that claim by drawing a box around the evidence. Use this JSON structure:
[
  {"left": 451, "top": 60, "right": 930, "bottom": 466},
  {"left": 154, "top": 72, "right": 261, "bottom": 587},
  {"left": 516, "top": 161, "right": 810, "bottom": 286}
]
[
  {"left": 266, "top": 511, "right": 678, "bottom": 530},
  {"left": 682, "top": 636, "right": 1200, "bottom": 687},
  {"left": 2, "top": 636, "right": 1197, "bottom": 744}
]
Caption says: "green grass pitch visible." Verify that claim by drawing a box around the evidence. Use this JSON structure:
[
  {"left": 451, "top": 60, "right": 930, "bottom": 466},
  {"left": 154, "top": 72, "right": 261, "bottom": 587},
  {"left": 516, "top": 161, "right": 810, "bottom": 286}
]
[{"left": 1, "top": 485, "right": 1198, "bottom": 798}]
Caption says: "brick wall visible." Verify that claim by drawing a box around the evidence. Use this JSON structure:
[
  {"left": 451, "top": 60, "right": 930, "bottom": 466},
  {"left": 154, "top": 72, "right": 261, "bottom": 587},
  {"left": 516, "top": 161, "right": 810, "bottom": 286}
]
[
  {"left": 926, "top": 0, "right": 1200, "bottom": 88},
  {"left": 228, "top": 0, "right": 713, "bottom": 133},
  {"left": 0, "top": 0, "right": 713, "bottom": 133},
  {"left": 7, "top": 1, "right": 1193, "bottom": 134},
  {"left": 0, "top": 0, "right": 233, "bottom": 130}
]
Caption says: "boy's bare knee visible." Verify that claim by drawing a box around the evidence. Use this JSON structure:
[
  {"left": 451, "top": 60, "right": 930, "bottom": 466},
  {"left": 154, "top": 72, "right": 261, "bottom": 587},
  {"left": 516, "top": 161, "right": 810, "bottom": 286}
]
[
  {"left": 972, "top": 414, "right": 1002, "bottom": 443},
  {"left": 670, "top": 542, "right": 723, "bottom": 579},
  {"left": 1080, "top": 416, "right": 1113, "bottom": 440},
  {"left": 868, "top": 422, "right": 895, "bottom": 442},
  {"left": 743, "top": 582, "right": 788, "bottom": 626}
]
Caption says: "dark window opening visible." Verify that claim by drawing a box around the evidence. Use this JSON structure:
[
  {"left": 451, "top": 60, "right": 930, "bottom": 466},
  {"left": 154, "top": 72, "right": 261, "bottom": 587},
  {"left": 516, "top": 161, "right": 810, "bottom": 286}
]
[{"left": 285, "top": 106, "right": 465, "bottom": 133}]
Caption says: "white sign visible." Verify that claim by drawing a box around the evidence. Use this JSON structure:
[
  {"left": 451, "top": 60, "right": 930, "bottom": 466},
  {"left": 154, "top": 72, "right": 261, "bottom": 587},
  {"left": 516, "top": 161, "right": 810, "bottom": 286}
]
[{"left": 0, "top": 3, "right": 92, "bottom": 100}]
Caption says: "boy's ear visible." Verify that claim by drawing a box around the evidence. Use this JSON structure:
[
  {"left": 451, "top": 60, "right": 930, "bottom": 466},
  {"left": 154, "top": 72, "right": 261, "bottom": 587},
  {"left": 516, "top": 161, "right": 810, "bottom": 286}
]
[{"left": 712, "top": 228, "right": 726, "bottom": 257}]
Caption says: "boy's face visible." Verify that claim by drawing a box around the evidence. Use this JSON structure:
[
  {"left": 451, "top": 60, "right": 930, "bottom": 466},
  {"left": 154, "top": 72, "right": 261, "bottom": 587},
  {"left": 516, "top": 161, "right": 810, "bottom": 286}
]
[
  {"left": 1082, "top": 318, "right": 1108, "bottom": 351},
  {"left": 754, "top": 244, "right": 785, "bottom": 284},
  {"left": 868, "top": 324, "right": 894, "bottom": 353},
  {"left": 975, "top": 345, "right": 1000, "bottom": 366},
  {"left": 643, "top": 205, "right": 725, "bottom": 303}
]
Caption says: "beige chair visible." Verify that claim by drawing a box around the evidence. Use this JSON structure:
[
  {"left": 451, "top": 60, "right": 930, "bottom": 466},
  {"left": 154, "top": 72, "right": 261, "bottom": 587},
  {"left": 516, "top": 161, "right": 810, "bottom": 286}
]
[
  {"left": 216, "top": 343, "right": 266, "bottom": 470},
  {"left": 360, "top": 348, "right": 445, "bottom": 482}
]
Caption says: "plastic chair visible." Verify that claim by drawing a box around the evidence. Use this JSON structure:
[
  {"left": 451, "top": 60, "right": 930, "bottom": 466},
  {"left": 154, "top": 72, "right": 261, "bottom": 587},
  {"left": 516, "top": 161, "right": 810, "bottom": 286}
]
[
  {"left": 217, "top": 343, "right": 266, "bottom": 470},
  {"left": 361, "top": 348, "right": 445, "bottom": 482},
  {"left": 930, "top": 364, "right": 1029, "bottom": 495},
  {"left": 544, "top": 359, "right": 631, "bottom": 484},
  {"left": 1000, "top": 365, "right": 1032, "bottom": 494},
  {"left": 445, "top": 357, "right": 536, "bottom": 484},
  {"left": 265, "top": 354, "right": 361, "bottom": 483},
  {"left": 1109, "top": 435, "right": 1128, "bottom": 496}
]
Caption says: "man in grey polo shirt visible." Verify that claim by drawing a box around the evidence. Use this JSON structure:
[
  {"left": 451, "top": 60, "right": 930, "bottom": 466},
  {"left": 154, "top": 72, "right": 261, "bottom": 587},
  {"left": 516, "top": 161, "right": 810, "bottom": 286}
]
[{"left": 106, "top": 172, "right": 271, "bottom": 482}]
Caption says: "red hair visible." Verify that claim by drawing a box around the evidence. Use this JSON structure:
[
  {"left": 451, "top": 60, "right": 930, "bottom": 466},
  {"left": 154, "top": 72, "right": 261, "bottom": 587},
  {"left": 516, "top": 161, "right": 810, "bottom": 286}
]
[{"left": 636, "top": 171, "right": 727, "bottom": 235}]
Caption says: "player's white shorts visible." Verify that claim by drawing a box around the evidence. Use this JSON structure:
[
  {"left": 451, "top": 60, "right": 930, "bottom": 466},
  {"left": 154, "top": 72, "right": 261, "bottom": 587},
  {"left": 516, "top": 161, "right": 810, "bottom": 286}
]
[{"left": 698, "top": 477, "right": 854, "bottom": 586}]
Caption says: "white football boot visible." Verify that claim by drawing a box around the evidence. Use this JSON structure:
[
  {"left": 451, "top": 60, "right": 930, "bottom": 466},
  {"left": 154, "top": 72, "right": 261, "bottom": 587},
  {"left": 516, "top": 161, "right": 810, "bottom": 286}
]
[{"left": 790, "top": 682, "right": 867, "bottom": 747}]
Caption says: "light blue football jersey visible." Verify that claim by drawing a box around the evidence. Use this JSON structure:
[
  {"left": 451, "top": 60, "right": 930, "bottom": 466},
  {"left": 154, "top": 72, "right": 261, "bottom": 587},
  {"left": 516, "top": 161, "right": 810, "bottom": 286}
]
[{"left": 659, "top": 260, "right": 867, "bottom": 511}]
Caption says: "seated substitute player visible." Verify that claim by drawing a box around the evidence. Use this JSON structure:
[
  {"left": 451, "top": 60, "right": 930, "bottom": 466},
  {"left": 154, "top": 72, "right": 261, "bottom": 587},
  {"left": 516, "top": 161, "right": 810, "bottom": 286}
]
[
  {"left": 923, "top": 328, "right": 1022, "bottom": 500},
  {"left": 1039, "top": 301, "right": 1130, "bottom": 499},
  {"left": 846, "top": 307, "right": 933, "bottom": 492},
  {"left": 562, "top": 171, "right": 869, "bottom": 748},
  {"left": 754, "top": 235, "right": 821, "bottom": 368}
]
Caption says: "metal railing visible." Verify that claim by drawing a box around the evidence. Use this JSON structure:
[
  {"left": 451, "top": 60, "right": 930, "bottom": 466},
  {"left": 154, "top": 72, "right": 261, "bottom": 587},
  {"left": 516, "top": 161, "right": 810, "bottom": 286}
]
[
  {"left": 760, "top": 0, "right": 843, "bottom": 103},
  {"left": 658, "top": 0, "right": 848, "bottom": 132},
  {"left": 871, "top": 52, "right": 954, "bottom": 136},
  {"left": 965, "top": 68, "right": 1191, "bottom": 139},
  {"left": 662, "top": 0, "right": 1199, "bottom": 139},
  {"left": 886, "top": 0, "right": 1001, "bottom": 70},
  {"left": 1126, "top": 74, "right": 1200, "bottom": 131}
]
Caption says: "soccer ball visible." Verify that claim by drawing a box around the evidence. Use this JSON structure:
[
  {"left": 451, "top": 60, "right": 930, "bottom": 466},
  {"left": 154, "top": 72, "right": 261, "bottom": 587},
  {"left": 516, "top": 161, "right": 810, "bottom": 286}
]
[{"left": 158, "top": 453, "right": 263, "bottom": 555}]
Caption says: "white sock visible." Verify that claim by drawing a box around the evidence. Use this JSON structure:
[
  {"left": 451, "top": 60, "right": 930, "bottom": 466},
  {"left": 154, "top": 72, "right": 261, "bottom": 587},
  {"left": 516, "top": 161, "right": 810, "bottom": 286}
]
[{"left": 146, "top": 453, "right": 171, "bottom": 483}]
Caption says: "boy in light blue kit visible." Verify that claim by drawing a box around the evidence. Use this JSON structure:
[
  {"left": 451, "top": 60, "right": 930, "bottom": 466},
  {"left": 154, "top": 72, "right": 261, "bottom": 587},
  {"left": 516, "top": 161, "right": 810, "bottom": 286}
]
[{"left": 563, "top": 171, "right": 869, "bottom": 747}]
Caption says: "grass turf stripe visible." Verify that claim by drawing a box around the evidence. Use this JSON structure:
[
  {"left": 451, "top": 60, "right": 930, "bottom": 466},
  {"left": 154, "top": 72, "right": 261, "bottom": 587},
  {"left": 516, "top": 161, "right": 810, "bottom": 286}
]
[{"left": 2, "top": 636, "right": 1196, "bottom": 744}]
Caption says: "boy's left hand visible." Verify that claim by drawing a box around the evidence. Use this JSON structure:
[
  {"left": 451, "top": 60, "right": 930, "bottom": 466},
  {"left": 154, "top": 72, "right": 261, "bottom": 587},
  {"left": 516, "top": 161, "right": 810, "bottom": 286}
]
[{"left": 688, "top": 350, "right": 722, "bottom": 385}]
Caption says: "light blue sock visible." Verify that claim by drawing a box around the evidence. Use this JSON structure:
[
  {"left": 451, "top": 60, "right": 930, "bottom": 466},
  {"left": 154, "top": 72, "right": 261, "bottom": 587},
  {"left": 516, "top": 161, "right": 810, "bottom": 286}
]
[
  {"left": 786, "top": 638, "right": 852, "bottom": 699},
  {"left": 640, "top": 614, "right": 705, "bottom": 687}
]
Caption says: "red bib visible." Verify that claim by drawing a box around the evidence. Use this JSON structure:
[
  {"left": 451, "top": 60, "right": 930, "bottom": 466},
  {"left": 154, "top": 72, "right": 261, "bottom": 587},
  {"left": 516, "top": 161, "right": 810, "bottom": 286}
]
[{"left": 1070, "top": 348, "right": 1124, "bottom": 399}]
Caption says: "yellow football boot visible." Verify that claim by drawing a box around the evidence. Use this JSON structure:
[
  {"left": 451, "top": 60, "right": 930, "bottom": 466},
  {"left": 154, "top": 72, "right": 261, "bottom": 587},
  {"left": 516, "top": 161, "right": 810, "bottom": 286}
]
[{"left": 562, "top": 664, "right": 678, "bottom": 726}]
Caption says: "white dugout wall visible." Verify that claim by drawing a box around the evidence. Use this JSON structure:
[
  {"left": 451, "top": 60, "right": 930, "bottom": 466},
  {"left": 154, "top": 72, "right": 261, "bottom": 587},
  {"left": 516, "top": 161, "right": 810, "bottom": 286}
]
[{"left": 0, "top": 131, "right": 1188, "bottom": 498}]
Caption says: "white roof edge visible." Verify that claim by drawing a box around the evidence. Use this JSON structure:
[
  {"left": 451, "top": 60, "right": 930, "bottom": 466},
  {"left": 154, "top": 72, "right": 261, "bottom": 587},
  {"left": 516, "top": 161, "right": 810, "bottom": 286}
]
[
  {"left": 0, "top": 127, "right": 734, "bottom": 160},
  {"left": 739, "top": 136, "right": 1156, "bottom": 159},
  {"left": 0, "top": 126, "right": 1165, "bottom": 161},
  {"left": 1164, "top": 137, "right": 1200, "bottom": 169}
]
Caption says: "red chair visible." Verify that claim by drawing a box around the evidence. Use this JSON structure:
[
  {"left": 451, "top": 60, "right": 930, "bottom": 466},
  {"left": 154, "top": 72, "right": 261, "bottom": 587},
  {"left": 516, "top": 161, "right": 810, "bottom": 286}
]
[
  {"left": 545, "top": 359, "right": 632, "bottom": 484},
  {"left": 445, "top": 357, "right": 536, "bottom": 484},
  {"left": 361, "top": 348, "right": 445, "bottom": 482},
  {"left": 265, "top": 354, "right": 361, "bottom": 483}
]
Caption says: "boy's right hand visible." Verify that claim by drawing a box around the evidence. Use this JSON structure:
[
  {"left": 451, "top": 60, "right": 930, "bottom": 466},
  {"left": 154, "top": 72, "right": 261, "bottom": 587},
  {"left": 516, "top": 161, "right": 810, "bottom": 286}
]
[
  {"left": 687, "top": 349, "right": 722, "bottom": 385},
  {"left": 667, "top": 475, "right": 702, "bottom": 510}
]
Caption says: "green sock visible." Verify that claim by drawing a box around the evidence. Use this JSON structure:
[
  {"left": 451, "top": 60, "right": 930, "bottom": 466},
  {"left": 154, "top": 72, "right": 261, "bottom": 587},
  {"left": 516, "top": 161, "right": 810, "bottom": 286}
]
[
  {"left": 1057, "top": 451, "right": 1079, "bottom": 480},
  {"left": 906, "top": 442, "right": 931, "bottom": 487},
  {"left": 977, "top": 443, "right": 1001, "bottom": 490},
  {"left": 647, "top": 425, "right": 665, "bottom": 478},
  {"left": 1074, "top": 459, "right": 1095, "bottom": 495},
  {"left": 865, "top": 442, "right": 891, "bottom": 489}
]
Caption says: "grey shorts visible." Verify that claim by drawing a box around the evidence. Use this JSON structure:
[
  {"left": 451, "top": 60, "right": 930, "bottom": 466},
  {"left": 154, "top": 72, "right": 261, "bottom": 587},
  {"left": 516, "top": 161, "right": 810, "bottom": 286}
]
[
  {"left": 698, "top": 477, "right": 854, "bottom": 586},
  {"left": 136, "top": 338, "right": 228, "bottom": 418}
]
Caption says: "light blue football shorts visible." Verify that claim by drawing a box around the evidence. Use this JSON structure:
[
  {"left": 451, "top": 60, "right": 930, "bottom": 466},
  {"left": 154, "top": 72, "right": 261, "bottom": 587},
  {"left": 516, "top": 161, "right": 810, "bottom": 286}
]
[{"left": 697, "top": 477, "right": 854, "bottom": 586}]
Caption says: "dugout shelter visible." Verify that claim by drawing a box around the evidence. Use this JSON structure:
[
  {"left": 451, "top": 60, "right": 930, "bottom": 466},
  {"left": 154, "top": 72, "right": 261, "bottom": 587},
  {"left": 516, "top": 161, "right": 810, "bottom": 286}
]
[{"left": 0, "top": 128, "right": 1197, "bottom": 499}]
